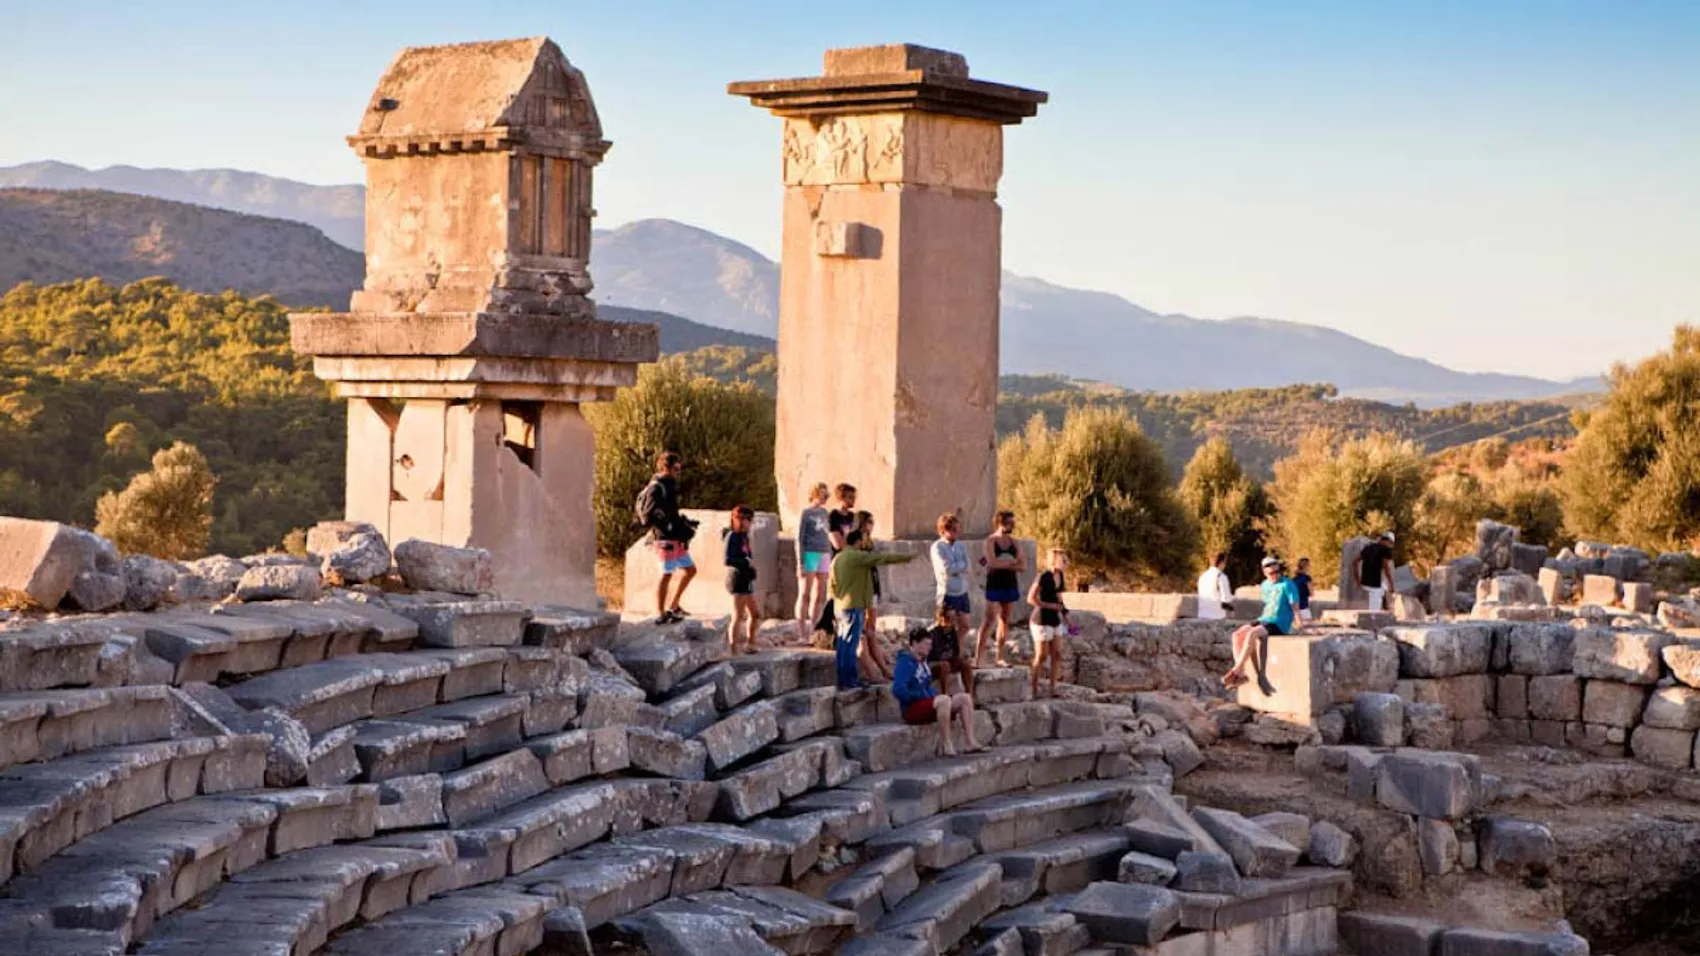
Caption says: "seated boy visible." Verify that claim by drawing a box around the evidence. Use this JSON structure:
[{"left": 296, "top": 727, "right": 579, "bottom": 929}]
[{"left": 892, "top": 628, "right": 983, "bottom": 756}]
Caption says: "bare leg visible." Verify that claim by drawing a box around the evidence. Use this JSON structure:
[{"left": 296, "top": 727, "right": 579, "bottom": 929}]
[
  {"left": 995, "top": 604, "right": 1012, "bottom": 666},
  {"left": 859, "top": 638, "right": 891, "bottom": 682},
  {"left": 934, "top": 695, "right": 958, "bottom": 755},
  {"left": 1030, "top": 639, "right": 1049, "bottom": 698},
  {"left": 795, "top": 575, "right": 813, "bottom": 640},
  {"left": 974, "top": 605, "right": 997, "bottom": 666},
  {"left": 655, "top": 571, "right": 673, "bottom": 619},
  {"left": 669, "top": 565, "right": 697, "bottom": 613},
  {"left": 930, "top": 661, "right": 952, "bottom": 695},
  {"left": 952, "top": 692, "right": 981, "bottom": 750},
  {"left": 1048, "top": 642, "right": 1062, "bottom": 698},
  {"left": 727, "top": 602, "right": 744, "bottom": 654}
]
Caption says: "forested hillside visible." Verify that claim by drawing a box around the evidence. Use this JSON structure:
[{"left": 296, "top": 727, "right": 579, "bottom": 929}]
[{"left": 0, "top": 279, "right": 1582, "bottom": 558}]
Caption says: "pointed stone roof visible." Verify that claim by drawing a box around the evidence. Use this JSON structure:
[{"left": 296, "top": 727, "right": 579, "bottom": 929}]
[{"left": 349, "top": 37, "right": 606, "bottom": 159}]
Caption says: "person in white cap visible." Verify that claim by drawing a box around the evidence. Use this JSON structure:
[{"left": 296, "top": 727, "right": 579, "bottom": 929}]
[
  {"left": 1223, "top": 556, "right": 1301, "bottom": 691},
  {"left": 1353, "top": 531, "right": 1397, "bottom": 611}
]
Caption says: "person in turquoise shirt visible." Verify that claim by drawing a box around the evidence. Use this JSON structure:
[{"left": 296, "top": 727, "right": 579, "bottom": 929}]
[{"left": 1223, "top": 556, "right": 1302, "bottom": 690}]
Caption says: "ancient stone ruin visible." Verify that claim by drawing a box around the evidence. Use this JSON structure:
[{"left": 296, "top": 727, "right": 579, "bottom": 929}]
[
  {"left": 291, "top": 37, "right": 657, "bottom": 608},
  {"left": 1, "top": 34, "right": 1699, "bottom": 956}
]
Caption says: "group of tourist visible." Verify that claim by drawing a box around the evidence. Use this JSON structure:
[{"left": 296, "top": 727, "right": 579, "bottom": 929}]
[{"left": 632, "top": 452, "right": 1077, "bottom": 756}]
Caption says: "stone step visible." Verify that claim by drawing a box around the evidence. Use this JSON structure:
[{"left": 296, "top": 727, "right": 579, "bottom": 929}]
[
  {"left": 673, "top": 660, "right": 765, "bottom": 712},
  {"left": 0, "top": 686, "right": 174, "bottom": 772},
  {"left": 981, "top": 901, "right": 1093, "bottom": 956},
  {"left": 863, "top": 780, "right": 1144, "bottom": 872},
  {"left": 826, "top": 845, "right": 922, "bottom": 933},
  {"left": 134, "top": 837, "right": 454, "bottom": 955},
  {"left": 321, "top": 885, "right": 549, "bottom": 956},
  {"left": 0, "top": 733, "right": 267, "bottom": 883},
  {"left": 620, "top": 884, "right": 857, "bottom": 955},
  {"left": 0, "top": 795, "right": 284, "bottom": 949},
  {"left": 840, "top": 715, "right": 997, "bottom": 773},
  {"left": 616, "top": 636, "right": 723, "bottom": 696},
  {"left": 384, "top": 597, "right": 531, "bottom": 649},
  {"left": 713, "top": 738, "right": 853, "bottom": 821},
  {"left": 524, "top": 606, "right": 620, "bottom": 654},
  {"left": 846, "top": 736, "right": 1137, "bottom": 828},
  {"left": 987, "top": 829, "right": 1132, "bottom": 907},
  {"left": 1169, "top": 866, "right": 1352, "bottom": 934},
  {"left": 697, "top": 699, "right": 782, "bottom": 773},
  {"left": 0, "top": 619, "right": 117, "bottom": 692},
  {"left": 876, "top": 858, "right": 1004, "bottom": 954},
  {"left": 728, "top": 649, "right": 837, "bottom": 698}
]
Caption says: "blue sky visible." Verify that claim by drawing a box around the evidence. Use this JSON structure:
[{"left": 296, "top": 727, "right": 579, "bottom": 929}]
[{"left": 2, "top": 1, "right": 1695, "bottom": 380}]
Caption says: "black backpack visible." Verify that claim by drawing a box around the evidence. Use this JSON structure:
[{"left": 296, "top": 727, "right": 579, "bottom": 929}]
[{"left": 632, "top": 478, "right": 664, "bottom": 533}]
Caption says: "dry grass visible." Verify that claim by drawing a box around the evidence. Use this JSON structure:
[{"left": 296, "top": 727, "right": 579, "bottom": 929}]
[{"left": 595, "top": 556, "right": 626, "bottom": 611}]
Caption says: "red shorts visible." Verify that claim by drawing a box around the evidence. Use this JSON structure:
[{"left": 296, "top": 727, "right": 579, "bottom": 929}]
[{"left": 902, "top": 698, "right": 937, "bottom": 724}]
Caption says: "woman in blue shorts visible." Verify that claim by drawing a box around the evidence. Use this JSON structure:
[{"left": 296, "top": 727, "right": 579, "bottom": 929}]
[
  {"left": 976, "top": 510, "right": 1025, "bottom": 667},
  {"left": 794, "top": 482, "right": 832, "bottom": 640}
]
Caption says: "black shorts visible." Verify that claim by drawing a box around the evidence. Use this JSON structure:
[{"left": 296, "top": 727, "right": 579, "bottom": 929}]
[
  {"left": 725, "top": 568, "right": 756, "bottom": 596},
  {"left": 1260, "top": 621, "right": 1286, "bottom": 637},
  {"left": 927, "top": 629, "right": 960, "bottom": 663}
]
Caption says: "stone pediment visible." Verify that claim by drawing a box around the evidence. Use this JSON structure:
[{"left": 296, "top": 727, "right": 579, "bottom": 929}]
[{"left": 350, "top": 36, "right": 605, "bottom": 159}]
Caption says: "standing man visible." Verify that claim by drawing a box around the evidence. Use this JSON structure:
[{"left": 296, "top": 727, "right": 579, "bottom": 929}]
[
  {"left": 1196, "top": 552, "right": 1235, "bottom": 621},
  {"left": 813, "top": 483, "right": 859, "bottom": 635},
  {"left": 1353, "top": 532, "right": 1396, "bottom": 612},
  {"left": 635, "top": 451, "right": 697, "bottom": 624},
  {"left": 930, "top": 513, "right": 975, "bottom": 695},
  {"left": 829, "top": 526, "right": 915, "bottom": 689},
  {"left": 1293, "top": 557, "right": 1314, "bottom": 624}
]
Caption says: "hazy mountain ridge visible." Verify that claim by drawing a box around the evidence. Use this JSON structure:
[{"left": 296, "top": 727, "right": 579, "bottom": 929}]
[
  {"left": 0, "top": 161, "right": 366, "bottom": 250},
  {"left": 0, "top": 163, "right": 1602, "bottom": 403}
]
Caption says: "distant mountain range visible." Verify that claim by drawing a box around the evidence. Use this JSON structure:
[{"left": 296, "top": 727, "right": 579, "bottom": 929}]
[{"left": 0, "top": 162, "right": 1603, "bottom": 404}]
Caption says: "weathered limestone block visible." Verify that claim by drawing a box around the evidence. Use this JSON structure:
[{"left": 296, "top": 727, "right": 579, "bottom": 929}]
[
  {"left": 1630, "top": 724, "right": 1694, "bottom": 769},
  {"left": 1417, "top": 817, "right": 1459, "bottom": 876},
  {"left": 696, "top": 700, "right": 780, "bottom": 772},
  {"left": 66, "top": 568, "right": 127, "bottom": 612},
  {"left": 1190, "top": 807, "right": 1300, "bottom": 877},
  {"left": 1528, "top": 675, "right": 1582, "bottom": 721},
  {"left": 118, "top": 555, "right": 176, "bottom": 611},
  {"left": 1572, "top": 627, "right": 1674, "bottom": 684},
  {"left": 1339, "top": 913, "right": 1444, "bottom": 956},
  {"left": 324, "top": 531, "right": 392, "bottom": 584},
  {"left": 627, "top": 727, "right": 709, "bottom": 780},
  {"left": 1428, "top": 564, "right": 1460, "bottom": 616},
  {"left": 1308, "top": 821, "right": 1359, "bottom": 868},
  {"left": 1117, "top": 850, "right": 1177, "bottom": 886},
  {"left": 441, "top": 749, "right": 551, "bottom": 825},
  {"left": 1440, "top": 928, "right": 1589, "bottom": 956},
  {"left": 1404, "top": 702, "right": 1455, "bottom": 749},
  {"left": 1123, "top": 819, "right": 1196, "bottom": 861},
  {"left": 0, "top": 518, "right": 101, "bottom": 608},
  {"left": 1173, "top": 850, "right": 1240, "bottom": 894},
  {"left": 1642, "top": 687, "right": 1700, "bottom": 730},
  {"left": 1664, "top": 643, "right": 1700, "bottom": 689},
  {"left": 616, "top": 639, "right": 717, "bottom": 697},
  {"left": 1507, "top": 625, "right": 1575, "bottom": 676},
  {"left": 1510, "top": 543, "right": 1548, "bottom": 577},
  {"left": 1581, "top": 574, "right": 1621, "bottom": 607},
  {"left": 1477, "top": 572, "right": 1544, "bottom": 607},
  {"left": 1622, "top": 581, "right": 1654, "bottom": 614},
  {"left": 1154, "top": 728, "right": 1203, "bottom": 778},
  {"left": 1338, "top": 536, "right": 1375, "bottom": 609},
  {"left": 1582, "top": 680, "right": 1650, "bottom": 728},
  {"left": 1496, "top": 675, "right": 1529, "bottom": 719},
  {"left": 1249, "top": 811, "right": 1312, "bottom": 856},
  {"left": 1537, "top": 567, "right": 1568, "bottom": 605},
  {"left": 1477, "top": 817, "right": 1556, "bottom": 877},
  {"left": 375, "top": 773, "right": 445, "bottom": 830},
  {"left": 393, "top": 539, "right": 494, "bottom": 595},
  {"left": 236, "top": 564, "right": 323, "bottom": 602},
  {"left": 1389, "top": 624, "right": 1492, "bottom": 678},
  {"left": 1061, "top": 881, "right": 1180, "bottom": 947},
  {"left": 1476, "top": 520, "right": 1518, "bottom": 571},
  {"left": 1398, "top": 675, "right": 1494, "bottom": 721},
  {"left": 1376, "top": 750, "right": 1482, "bottom": 820},
  {"left": 1353, "top": 692, "right": 1406, "bottom": 746},
  {"left": 1235, "top": 632, "right": 1399, "bottom": 715}
]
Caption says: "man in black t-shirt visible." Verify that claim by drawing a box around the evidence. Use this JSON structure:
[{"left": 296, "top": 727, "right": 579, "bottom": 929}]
[
  {"left": 1353, "top": 531, "right": 1396, "bottom": 612},
  {"left": 815, "top": 483, "right": 859, "bottom": 634}
]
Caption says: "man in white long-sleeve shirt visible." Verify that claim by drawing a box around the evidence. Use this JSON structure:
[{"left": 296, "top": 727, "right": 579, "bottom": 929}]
[{"left": 1196, "top": 552, "right": 1235, "bottom": 620}]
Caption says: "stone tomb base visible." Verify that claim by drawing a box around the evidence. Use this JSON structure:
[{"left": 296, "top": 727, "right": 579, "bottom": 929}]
[
  {"left": 1235, "top": 633, "right": 1400, "bottom": 717},
  {"left": 621, "top": 510, "right": 1037, "bottom": 622}
]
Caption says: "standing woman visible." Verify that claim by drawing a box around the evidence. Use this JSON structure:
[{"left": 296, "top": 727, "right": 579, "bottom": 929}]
[
  {"left": 795, "top": 483, "right": 832, "bottom": 641},
  {"left": 814, "top": 483, "right": 859, "bottom": 635},
  {"left": 977, "top": 510, "right": 1024, "bottom": 667}
]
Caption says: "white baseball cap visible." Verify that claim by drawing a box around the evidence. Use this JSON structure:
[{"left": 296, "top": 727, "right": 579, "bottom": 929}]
[
  {"left": 1381, "top": 531, "right": 1396, "bottom": 542},
  {"left": 1261, "top": 556, "right": 1280, "bottom": 568}
]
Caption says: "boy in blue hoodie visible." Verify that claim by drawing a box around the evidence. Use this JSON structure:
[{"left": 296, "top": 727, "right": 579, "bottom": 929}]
[{"left": 893, "top": 629, "right": 983, "bottom": 756}]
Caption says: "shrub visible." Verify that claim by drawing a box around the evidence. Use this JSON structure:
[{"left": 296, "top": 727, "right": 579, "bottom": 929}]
[
  {"left": 1266, "top": 430, "right": 1428, "bottom": 585},
  {"left": 94, "top": 440, "right": 216, "bottom": 559},
  {"left": 585, "top": 358, "right": 777, "bottom": 558},
  {"left": 1560, "top": 326, "right": 1700, "bottom": 552},
  {"left": 998, "top": 407, "right": 1198, "bottom": 585},
  {"left": 1178, "top": 437, "right": 1271, "bottom": 585}
]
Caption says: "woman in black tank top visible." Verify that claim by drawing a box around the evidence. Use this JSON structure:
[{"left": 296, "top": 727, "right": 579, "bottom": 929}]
[{"left": 976, "top": 511, "right": 1025, "bottom": 668}]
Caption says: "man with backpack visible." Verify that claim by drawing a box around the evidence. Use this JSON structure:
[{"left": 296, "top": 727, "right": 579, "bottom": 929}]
[{"left": 635, "top": 451, "right": 698, "bottom": 624}]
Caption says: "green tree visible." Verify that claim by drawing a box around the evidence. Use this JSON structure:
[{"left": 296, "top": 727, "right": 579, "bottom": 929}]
[
  {"left": 95, "top": 440, "right": 217, "bottom": 559},
  {"left": 1560, "top": 325, "right": 1700, "bottom": 551},
  {"left": 1266, "top": 429, "right": 1429, "bottom": 585},
  {"left": 1177, "top": 437, "right": 1272, "bottom": 584},
  {"left": 584, "top": 358, "right": 777, "bottom": 558},
  {"left": 998, "top": 407, "right": 1198, "bottom": 586}
]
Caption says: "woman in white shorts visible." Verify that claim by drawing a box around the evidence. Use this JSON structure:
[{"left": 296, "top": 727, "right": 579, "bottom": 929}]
[{"left": 1026, "top": 548, "right": 1070, "bottom": 699}]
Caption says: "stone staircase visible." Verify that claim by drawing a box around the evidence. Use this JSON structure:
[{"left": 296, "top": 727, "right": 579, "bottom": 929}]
[{"left": 0, "top": 595, "right": 1374, "bottom": 956}]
